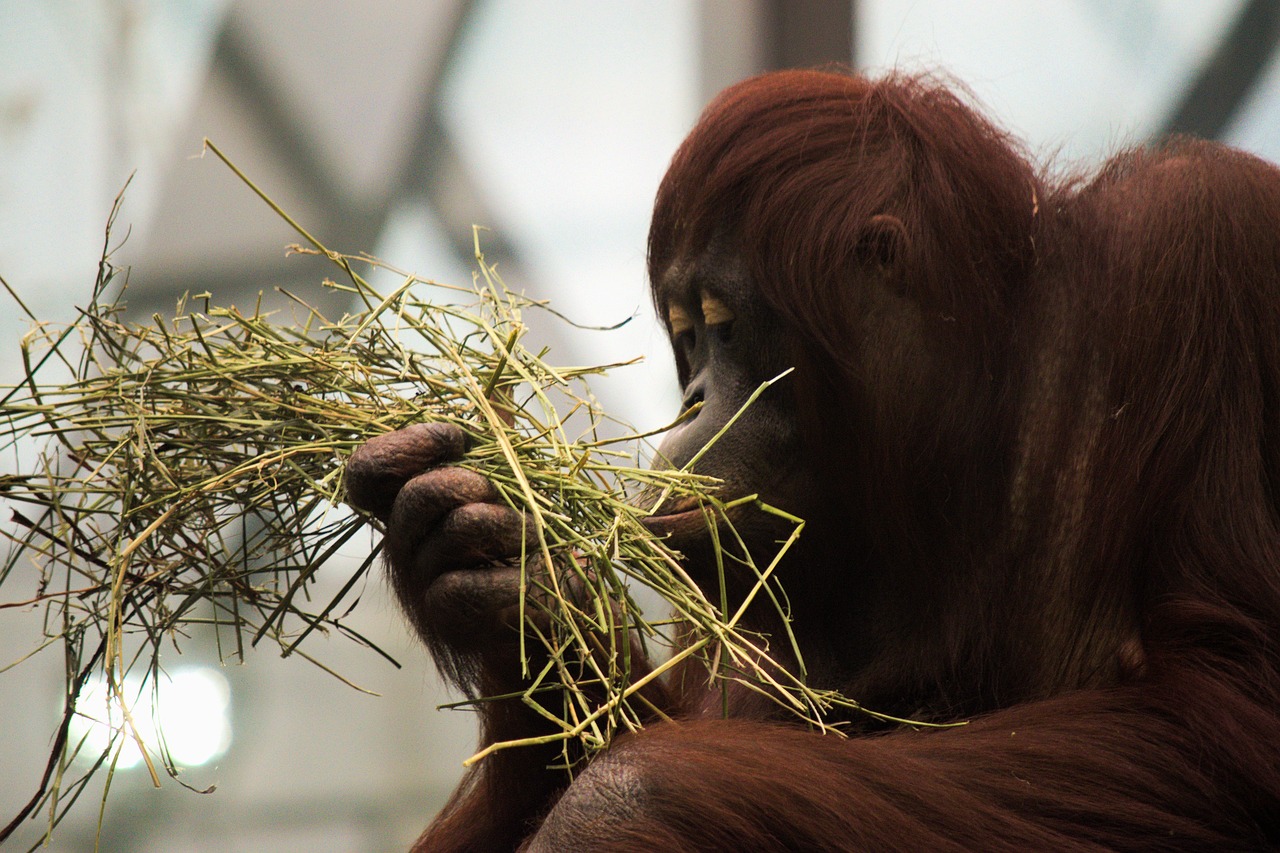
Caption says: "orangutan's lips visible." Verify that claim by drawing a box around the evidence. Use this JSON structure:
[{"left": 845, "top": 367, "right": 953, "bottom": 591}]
[{"left": 641, "top": 497, "right": 716, "bottom": 538}]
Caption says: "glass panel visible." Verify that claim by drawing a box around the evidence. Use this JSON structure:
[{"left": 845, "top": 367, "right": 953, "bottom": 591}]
[
  {"left": 436, "top": 0, "right": 698, "bottom": 430},
  {"left": 859, "top": 0, "right": 1245, "bottom": 163},
  {"left": 1225, "top": 48, "right": 1280, "bottom": 160}
]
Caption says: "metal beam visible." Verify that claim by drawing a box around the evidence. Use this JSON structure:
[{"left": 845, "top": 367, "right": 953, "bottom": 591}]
[
  {"left": 762, "top": 0, "right": 855, "bottom": 71},
  {"left": 1159, "top": 0, "right": 1280, "bottom": 140},
  {"left": 699, "top": 0, "right": 854, "bottom": 105}
]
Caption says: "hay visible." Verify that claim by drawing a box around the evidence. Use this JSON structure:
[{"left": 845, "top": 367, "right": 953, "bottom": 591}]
[{"left": 1, "top": 144, "right": 899, "bottom": 839}]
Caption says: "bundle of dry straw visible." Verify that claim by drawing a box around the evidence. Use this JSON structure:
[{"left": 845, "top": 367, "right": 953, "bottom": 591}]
[{"left": 0, "top": 145, "right": 878, "bottom": 837}]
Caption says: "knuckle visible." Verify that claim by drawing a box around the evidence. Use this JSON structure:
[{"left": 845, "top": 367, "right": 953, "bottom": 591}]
[
  {"left": 388, "top": 470, "right": 496, "bottom": 535},
  {"left": 344, "top": 422, "right": 467, "bottom": 517},
  {"left": 422, "top": 504, "right": 529, "bottom": 569},
  {"left": 394, "top": 467, "right": 498, "bottom": 517},
  {"left": 421, "top": 565, "right": 522, "bottom": 628},
  {"left": 385, "top": 469, "right": 516, "bottom": 582},
  {"left": 430, "top": 466, "right": 499, "bottom": 500},
  {"left": 441, "top": 501, "right": 521, "bottom": 537}
]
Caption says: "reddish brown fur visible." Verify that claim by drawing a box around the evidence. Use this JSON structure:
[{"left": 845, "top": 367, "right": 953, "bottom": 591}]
[
  {"left": 649, "top": 72, "right": 1039, "bottom": 367},
  {"left": 412, "top": 70, "right": 1280, "bottom": 850}
]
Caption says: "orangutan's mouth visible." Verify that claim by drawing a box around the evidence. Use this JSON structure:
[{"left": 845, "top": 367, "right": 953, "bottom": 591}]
[{"left": 640, "top": 496, "right": 719, "bottom": 539}]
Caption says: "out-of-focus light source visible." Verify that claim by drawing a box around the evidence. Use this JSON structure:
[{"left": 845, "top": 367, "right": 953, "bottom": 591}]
[{"left": 68, "top": 666, "right": 232, "bottom": 769}]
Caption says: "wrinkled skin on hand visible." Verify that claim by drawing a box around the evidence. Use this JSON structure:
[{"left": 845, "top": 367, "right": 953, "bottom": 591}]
[{"left": 346, "top": 422, "right": 541, "bottom": 690}]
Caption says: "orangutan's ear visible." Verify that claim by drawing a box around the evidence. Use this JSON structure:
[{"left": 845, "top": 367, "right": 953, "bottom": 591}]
[{"left": 857, "top": 214, "right": 907, "bottom": 271}]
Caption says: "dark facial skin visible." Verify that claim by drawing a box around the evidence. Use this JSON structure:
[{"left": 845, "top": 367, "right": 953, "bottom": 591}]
[{"left": 645, "top": 246, "right": 812, "bottom": 570}]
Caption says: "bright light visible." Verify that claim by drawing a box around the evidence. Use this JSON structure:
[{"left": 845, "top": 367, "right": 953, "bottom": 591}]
[{"left": 67, "top": 666, "right": 232, "bottom": 769}]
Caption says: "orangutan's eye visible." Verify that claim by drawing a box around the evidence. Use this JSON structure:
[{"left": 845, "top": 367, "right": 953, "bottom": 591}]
[
  {"left": 700, "top": 293, "right": 735, "bottom": 327},
  {"left": 668, "top": 303, "right": 693, "bottom": 338}
]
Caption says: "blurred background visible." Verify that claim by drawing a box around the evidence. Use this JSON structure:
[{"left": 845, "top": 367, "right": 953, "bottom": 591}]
[{"left": 2, "top": 1, "right": 1278, "bottom": 849}]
